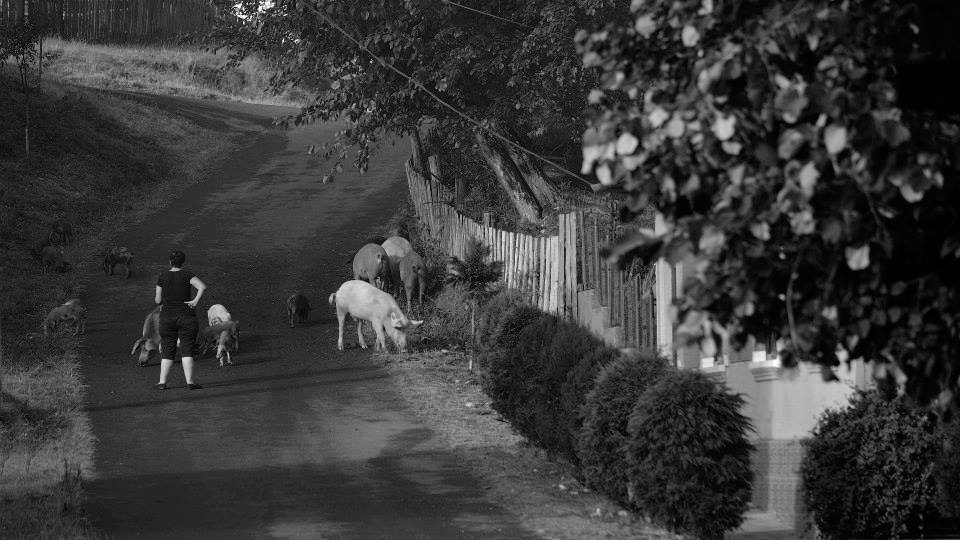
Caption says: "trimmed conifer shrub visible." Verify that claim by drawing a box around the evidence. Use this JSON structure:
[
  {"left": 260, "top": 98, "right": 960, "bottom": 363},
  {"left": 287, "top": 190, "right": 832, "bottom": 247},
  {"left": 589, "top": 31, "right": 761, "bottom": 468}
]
[
  {"left": 935, "top": 419, "right": 960, "bottom": 519},
  {"left": 474, "top": 289, "right": 524, "bottom": 348},
  {"left": 529, "top": 321, "right": 608, "bottom": 461},
  {"left": 577, "top": 351, "right": 671, "bottom": 506},
  {"left": 485, "top": 302, "right": 543, "bottom": 351},
  {"left": 554, "top": 344, "right": 619, "bottom": 463},
  {"left": 801, "top": 391, "right": 947, "bottom": 540},
  {"left": 484, "top": 314, "right": 560, "bottom": 439},
  {"left": 625, "top": 370, "right": 753, "bottom": 540}
]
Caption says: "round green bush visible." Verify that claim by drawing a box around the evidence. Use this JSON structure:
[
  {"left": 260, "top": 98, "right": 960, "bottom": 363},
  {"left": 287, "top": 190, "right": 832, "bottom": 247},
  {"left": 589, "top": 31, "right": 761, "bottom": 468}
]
[
  {"left": 625, "top": 370, "right": 753, "bottom": 540},
  {"left": 802, "top": 391, "right": 946, "bottom": 540},
  {"left": 528, "top": 322, "right": 608, "bottom": 461},
  {"left": 935, "top": 419, "right": 960, "bottom": 519},
  {"left": 474, "top": 289, "right": 525, "bottom": 347},
  {"left": 485, "top": 302, "right": 543, "bottom": 351},
  {"left": 484, "top": 314, "right": 560, "bottom": 440},
  {"left": 577, "top": 352, "right": 671, "bottom": 505}
]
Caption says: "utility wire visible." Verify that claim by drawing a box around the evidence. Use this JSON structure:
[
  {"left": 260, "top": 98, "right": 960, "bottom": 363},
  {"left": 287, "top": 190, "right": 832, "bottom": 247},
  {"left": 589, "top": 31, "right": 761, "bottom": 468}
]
[
  {"left": 439, "top": 0, "right": 530, "bottom": 28},
  {"left": 304, "top": 2, "right": 595, "bottom": 188}
]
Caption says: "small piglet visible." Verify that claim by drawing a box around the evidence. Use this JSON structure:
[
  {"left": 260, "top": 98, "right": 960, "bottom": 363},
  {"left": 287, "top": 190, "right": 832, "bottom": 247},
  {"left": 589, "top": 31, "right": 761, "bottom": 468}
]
[
  {"left": 201, "top": 321, "right": 239, "bottom": 367},
  {"left": 286, "top": 293, "right": 311, "bottom": 328},
  {"left": 131, "top": 306, "right": 161, "bottom": 366},
  {"left": 43, "top": 299, "right": 85, "bottom": 337},
  {"left": 40, "top": 245, "right": 71, "bottom": 273},
  {"left": 328, "top": 279, "right": 423, "bottom": 353},
  {"left": 103, "top": 247, "right": 134, "bottom": 278}
]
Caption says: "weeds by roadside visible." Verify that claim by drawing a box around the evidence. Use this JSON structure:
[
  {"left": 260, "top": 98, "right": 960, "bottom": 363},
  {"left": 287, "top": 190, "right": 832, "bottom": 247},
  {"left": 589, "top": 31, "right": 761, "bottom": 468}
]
[
  {"left": 0, "top": 347, "right": 101, "bottom": 540},
  {"left": 39, "top": 38, "right": 310, "bottom": 106}
]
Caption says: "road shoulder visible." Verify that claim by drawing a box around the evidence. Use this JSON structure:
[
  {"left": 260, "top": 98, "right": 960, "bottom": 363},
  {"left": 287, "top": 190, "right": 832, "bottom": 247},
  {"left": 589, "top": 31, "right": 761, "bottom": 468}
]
[{"left": 383, "top": 350, "right": 680, "bottom": 540}]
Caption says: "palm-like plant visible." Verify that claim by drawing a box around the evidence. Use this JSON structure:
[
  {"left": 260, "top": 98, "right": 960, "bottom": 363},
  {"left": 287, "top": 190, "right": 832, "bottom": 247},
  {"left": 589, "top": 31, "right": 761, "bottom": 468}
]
[{"left": 444, "top": 237, "right": 503, "bottom": 367}]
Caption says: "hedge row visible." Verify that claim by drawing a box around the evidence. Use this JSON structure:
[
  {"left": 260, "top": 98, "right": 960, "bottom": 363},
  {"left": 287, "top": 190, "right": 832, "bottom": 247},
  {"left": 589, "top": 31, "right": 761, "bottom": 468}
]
[
  {"left": 476, "top": 291, "right": 754, "bottom": 540},
  {"left": 801, "top": 392, "right": 960, "bottom": 539},
  {"left": 466, "top": 290, "right": 960, "bottom": 540}
]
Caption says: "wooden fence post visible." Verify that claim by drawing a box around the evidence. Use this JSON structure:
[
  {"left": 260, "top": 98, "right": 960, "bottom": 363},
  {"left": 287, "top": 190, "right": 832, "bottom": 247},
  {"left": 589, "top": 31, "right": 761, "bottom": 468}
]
[
  {"left": 558, "top": 215, "right": 566, "bottom": 317},
  {"left": 566, "top": 213, "right": 578, "bottom": 320}
]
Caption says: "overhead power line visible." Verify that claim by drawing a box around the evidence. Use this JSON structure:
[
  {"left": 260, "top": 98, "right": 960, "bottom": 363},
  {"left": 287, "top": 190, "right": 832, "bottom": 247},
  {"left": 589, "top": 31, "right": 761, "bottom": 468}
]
[
  {"left": 303, "top": 2, "right": 595, "bottom": 188},
  {"left": 439, "top": 0, "right": 530, "bottom": 28}
]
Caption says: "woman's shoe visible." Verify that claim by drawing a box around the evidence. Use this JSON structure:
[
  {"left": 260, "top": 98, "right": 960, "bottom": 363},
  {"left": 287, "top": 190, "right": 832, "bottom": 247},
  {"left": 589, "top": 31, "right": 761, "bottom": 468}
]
[
  {"left": 156, "top": 383, "right": 168, "bottom": 390},
  {"left": 187, "top": 383, "right": 203, "bottom": 390}
]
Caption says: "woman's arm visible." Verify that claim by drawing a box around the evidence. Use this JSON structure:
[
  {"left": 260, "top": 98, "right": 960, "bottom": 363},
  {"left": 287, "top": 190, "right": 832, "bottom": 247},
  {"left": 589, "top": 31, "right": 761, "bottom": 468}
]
[
  {"left": 185, "top": 276, "right": 206, "bottom": 308},
  {"left": 155, "top": 286, "right": 162, "bottom": 305}
]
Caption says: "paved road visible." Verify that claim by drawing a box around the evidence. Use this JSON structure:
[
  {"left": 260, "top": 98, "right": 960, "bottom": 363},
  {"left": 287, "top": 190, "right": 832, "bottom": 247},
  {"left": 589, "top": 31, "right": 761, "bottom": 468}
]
[{"left": 79, "top": 96, "right": 537, "bottom": 540}]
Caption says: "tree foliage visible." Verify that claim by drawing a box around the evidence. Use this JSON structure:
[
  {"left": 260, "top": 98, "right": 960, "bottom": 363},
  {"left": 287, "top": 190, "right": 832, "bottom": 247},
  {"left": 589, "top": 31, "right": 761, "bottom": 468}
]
[
  {"left": 216, "top": 0, "right": 626, "bottom": 172},
  {"left": 577, "top": 0, "right": 960, "bottom": 411}
]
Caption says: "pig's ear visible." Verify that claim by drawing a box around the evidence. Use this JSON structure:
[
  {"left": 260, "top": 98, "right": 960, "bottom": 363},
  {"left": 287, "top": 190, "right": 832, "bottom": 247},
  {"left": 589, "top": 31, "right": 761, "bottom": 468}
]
[
  {"left": 406, "top": 319, "right": 424, "bottom": 330},
  {"left": 390, "top": 312, "right": 405, "bottom": 328}
]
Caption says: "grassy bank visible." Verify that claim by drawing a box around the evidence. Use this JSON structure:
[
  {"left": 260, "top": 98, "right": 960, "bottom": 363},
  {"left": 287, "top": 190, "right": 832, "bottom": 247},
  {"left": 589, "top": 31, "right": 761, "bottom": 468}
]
[
  {"left": 1, "top": 76, "right": 235, "bottom": 538},
  {"left": 39, "top": 38, "right": 311, "bottom": 106}
]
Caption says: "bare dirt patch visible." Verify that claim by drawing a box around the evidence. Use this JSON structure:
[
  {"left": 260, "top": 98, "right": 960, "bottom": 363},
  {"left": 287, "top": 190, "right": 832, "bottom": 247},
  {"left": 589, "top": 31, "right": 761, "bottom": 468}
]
[{"left": 383, "top": 350, "right": 683, "bottom": 540}]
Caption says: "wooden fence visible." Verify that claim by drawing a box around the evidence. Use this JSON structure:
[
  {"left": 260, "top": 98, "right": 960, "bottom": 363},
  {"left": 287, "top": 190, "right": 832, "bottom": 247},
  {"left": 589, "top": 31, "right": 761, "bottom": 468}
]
[
  {"left": 0, "top": 0, "right": 223, "bottom": 44},
  {"left": 406, "top": 151, "right": 659, "bottom": 352}
]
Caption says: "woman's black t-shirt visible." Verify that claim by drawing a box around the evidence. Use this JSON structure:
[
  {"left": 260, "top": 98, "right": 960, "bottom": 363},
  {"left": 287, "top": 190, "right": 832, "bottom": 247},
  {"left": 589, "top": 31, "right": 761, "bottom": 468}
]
[{"left": 157, "top": 269, "right": 195, "bottom": 308}]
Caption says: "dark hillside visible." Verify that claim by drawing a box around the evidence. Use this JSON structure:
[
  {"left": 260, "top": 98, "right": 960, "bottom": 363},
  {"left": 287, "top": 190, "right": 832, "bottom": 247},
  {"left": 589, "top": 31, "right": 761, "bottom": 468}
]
[
  {"left": 0, "top": 79, "right": 232, "bottom": 538},
  {"left": 0, "top": 79, "right": 225, "bottom": 333}
]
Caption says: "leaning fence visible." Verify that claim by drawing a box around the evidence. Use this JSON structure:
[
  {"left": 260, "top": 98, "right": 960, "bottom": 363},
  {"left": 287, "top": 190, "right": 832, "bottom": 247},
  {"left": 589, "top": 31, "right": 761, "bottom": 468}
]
[{"left": 406, "top": 149, "right": 659, "bottom": 352}]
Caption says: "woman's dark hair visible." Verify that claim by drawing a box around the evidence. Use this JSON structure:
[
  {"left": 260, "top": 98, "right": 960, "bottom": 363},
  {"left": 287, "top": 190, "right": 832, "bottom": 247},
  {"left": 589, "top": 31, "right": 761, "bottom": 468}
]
[{"left": 169, "top": 250, "right": 186, "bottom": 267}]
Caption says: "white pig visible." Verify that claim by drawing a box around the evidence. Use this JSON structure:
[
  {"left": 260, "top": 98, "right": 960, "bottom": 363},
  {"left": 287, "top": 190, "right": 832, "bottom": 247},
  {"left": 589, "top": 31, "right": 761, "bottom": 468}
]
[{"left": 328, "top": 279, "right": 423, "bottom": 353}]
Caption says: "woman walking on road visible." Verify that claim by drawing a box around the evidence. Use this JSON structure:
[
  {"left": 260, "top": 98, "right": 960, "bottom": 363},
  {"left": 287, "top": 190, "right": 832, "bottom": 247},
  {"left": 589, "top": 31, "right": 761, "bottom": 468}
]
[{"left": 155, "top": 250, "right": 206, "bottom": 390}]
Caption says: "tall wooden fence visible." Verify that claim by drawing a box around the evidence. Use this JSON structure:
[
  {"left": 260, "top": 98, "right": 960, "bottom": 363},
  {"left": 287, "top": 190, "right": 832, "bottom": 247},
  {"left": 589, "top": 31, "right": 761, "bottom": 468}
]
[
  {"left": 406, "top": 153, "right": 659, "bottom": 352},
  {"left": 0, "top": 0, "right": 223, "bottom": 44}
]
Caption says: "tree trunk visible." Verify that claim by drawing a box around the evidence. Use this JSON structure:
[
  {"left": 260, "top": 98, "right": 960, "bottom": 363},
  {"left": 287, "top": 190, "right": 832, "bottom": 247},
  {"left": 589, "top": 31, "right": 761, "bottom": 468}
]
[
  {"left": 24, "top": 98, "right": 30, "bottom": 156},
  {"left": 410, "top": 130, "right": 427, "bottom": 173},
  {"left": 504, "top": 135, "right": 560, "bottom": 211},
  {"left": 20, "top": 62, "right": 30, "bottom": 156},
  {"left": 15, "top": 0, "right": 25, "bottom": 24},
  {"left": 37, "top": 38, "right": 43, "bottom": 97},
  {"left": 455, "top": 173, "right": 466, "bottom": 210},
  {"left": 1, "top": 311, "right": 4, "bottom": 396},
  {"left": 476, "top": 131, "right": 542, "bottom": 223}
]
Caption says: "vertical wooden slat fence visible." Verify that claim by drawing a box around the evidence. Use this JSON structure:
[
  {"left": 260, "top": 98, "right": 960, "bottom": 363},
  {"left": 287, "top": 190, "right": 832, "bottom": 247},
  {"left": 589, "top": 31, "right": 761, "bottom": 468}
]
[
  {"left": 0, "top": 0, "right": 224, "bottom": 44},
  {"left": 405, "top": 153, "right": 659, "bottom": 352}
]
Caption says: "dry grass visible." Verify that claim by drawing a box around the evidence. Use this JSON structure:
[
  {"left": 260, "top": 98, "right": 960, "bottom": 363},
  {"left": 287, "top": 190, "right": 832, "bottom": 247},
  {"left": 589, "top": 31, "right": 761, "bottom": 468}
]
[
  {"left": 383, "top": 351, "right": 682, "bottom": 540},
  {"left": 39, "top": 38, "right": 311, "bottom": 106},
  {"left": 1, "top": 74, "right": 238, "bottom": 538},
  {"left": 0, "top": 351, "right": 102, "bottom": 540}
]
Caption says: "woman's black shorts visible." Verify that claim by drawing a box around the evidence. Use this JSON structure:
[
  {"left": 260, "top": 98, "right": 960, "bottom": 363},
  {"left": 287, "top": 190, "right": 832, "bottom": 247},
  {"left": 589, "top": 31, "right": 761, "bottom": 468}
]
[{"left": 158, "top": 306, "right": 199, "bottom": 358}]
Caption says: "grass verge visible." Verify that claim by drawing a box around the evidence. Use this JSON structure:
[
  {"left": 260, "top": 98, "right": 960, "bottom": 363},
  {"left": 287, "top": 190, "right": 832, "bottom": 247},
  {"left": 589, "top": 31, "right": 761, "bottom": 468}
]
[
  {"left": 382, "top": 351, "right": 681, "bottom": 540},
  {"left": 1, "top": 75, "right": 237, "bottom": 538},
  {"left": 38, "top": 38, "right": 311, "bottom": 106}
]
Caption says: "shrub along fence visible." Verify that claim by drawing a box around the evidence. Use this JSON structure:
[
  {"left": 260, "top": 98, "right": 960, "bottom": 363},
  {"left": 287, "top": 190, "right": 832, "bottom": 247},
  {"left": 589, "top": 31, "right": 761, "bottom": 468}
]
[
  {"left": 0, "top": 0, "right": 224, "bottom": 44},
  {"left": 474, "top": 291, "right": 755, "bottom": 540},
  {"left": 406, "top": 144, "right": 659, "bottom": 352}
]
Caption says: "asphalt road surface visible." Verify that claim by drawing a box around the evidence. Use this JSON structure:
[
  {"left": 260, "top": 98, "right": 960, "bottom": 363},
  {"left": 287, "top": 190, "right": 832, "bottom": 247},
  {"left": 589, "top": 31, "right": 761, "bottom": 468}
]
[{"left": 79, "top": 96, "right": 538, "bottom": 540}]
